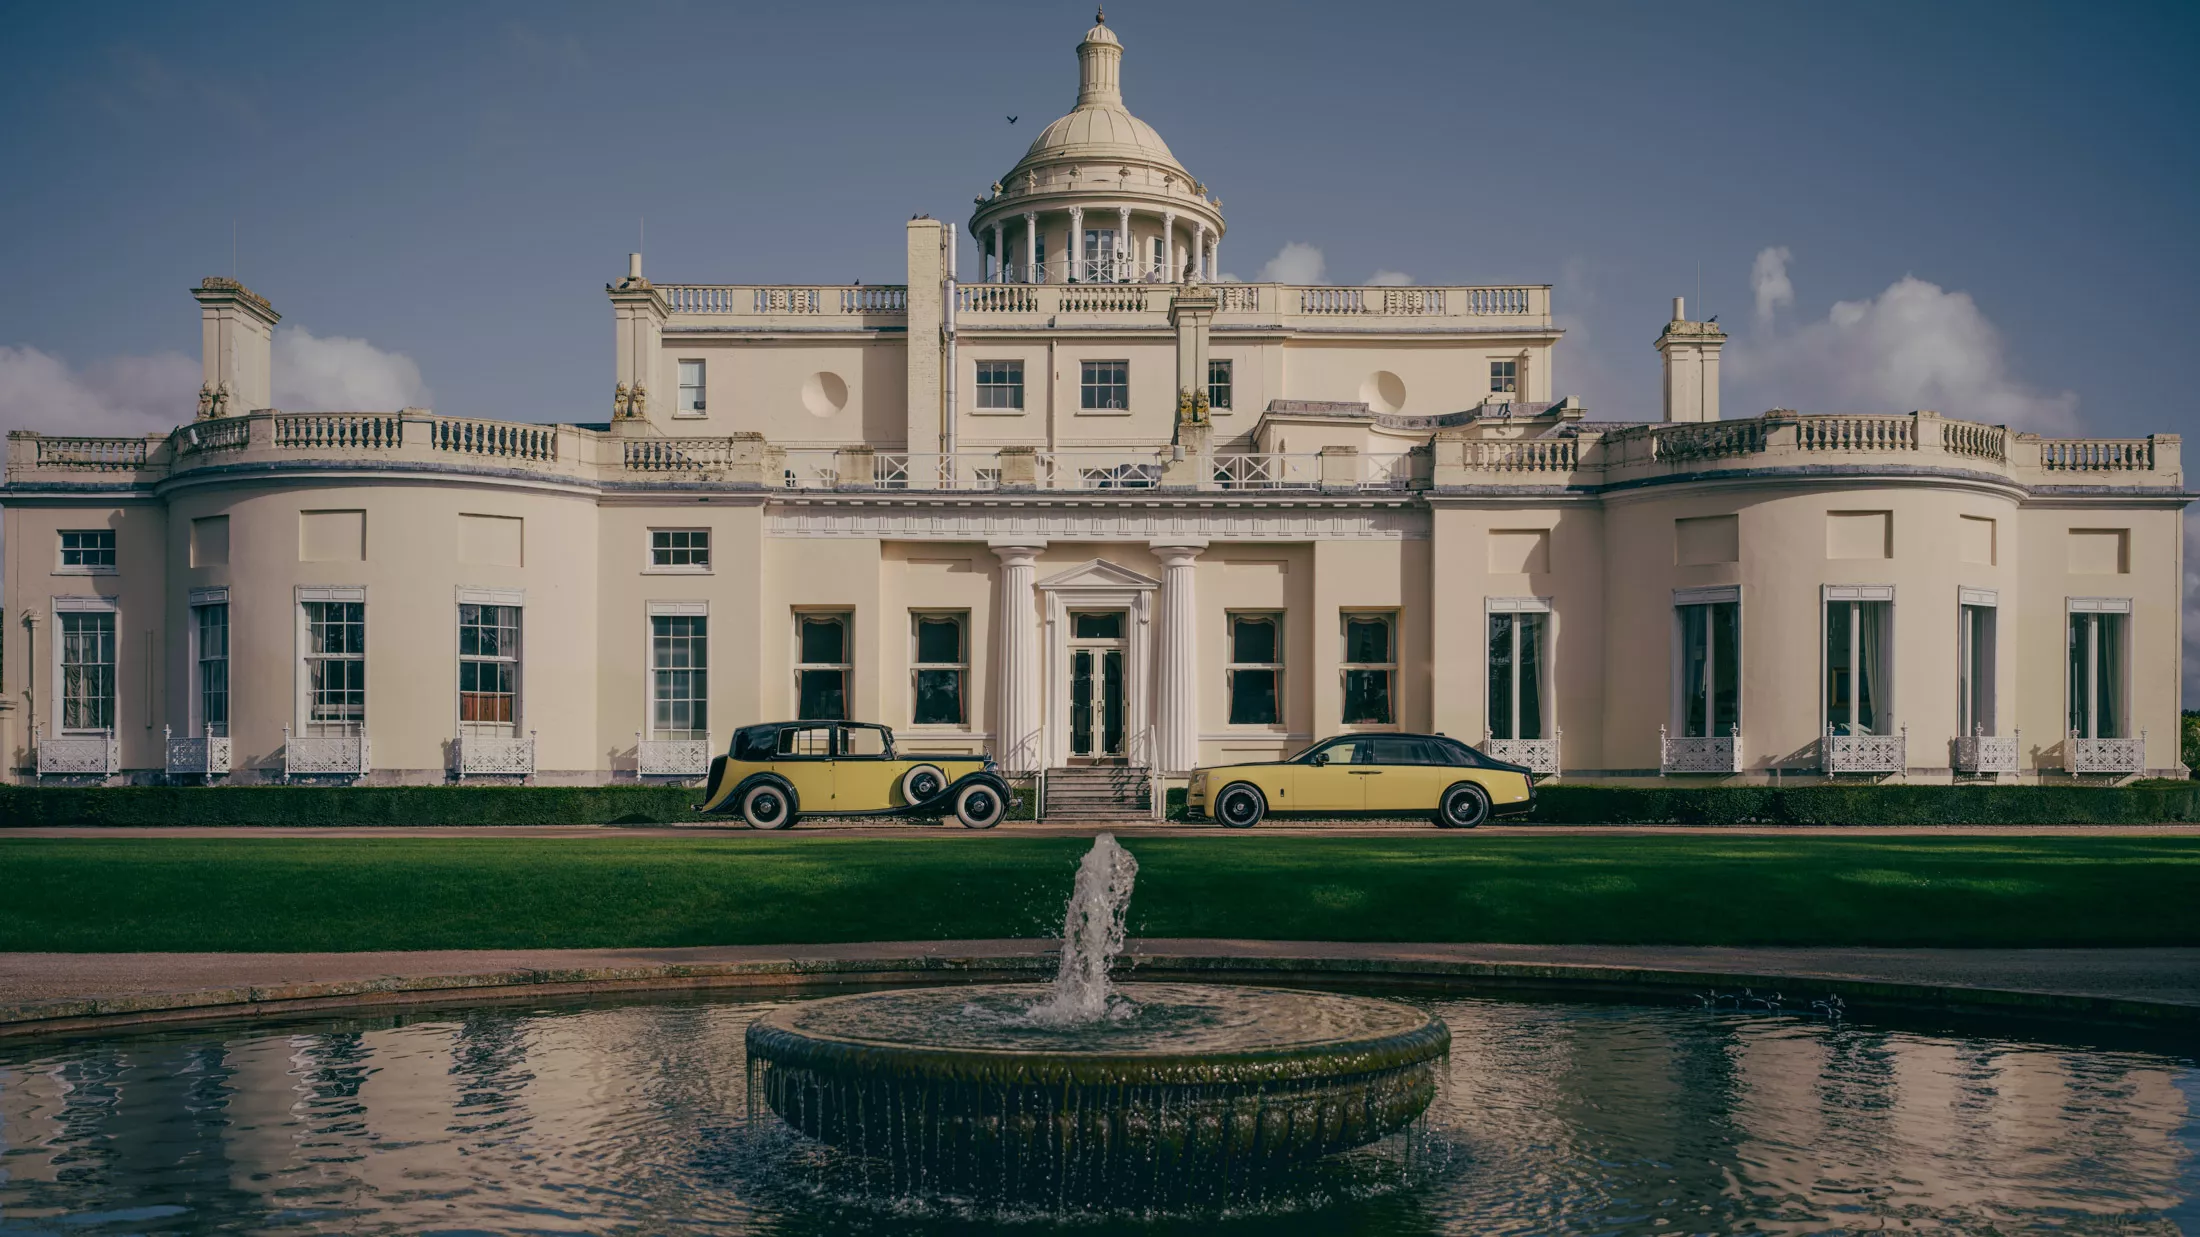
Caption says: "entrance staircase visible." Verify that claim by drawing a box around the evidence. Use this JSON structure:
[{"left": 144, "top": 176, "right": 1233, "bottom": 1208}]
[{"left": 1039, "top": 765, "right": 1154, "bottom": 821}]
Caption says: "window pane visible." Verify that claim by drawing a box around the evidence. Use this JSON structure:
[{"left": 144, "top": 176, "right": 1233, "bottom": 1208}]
[
  {"left": 1487, "top": 614, "right": 1515, "bottom": 740},
  {"left": 842, "top": 725, "right": 889, "bottom": 757},
  {"left": 1680, "top": 604, "right": 1710, "bottom": 737},
  {"left": 1368, "top": 736, "right": 1423, "bottom": 765},
  {"left": 914, "top": 669, "right": 964, "bottom": 725},
  {"left": 1711, "top": 601, "right": 1740, "bottom": 733},
  {"left": 1228, "top": 669, "right": 1278, "bottom": 725},
  {"left": 781, "top": 725, "right": 834, "bottom": 756},
  {"left": 1825, "top": 601, "right": 1853, "bottom": 732},
  {"left": 1345, "top": 616, "right": 1391, "bottom": 664},
  {"left": 799, "top": 616, "right": 846, "bottom": 665},
  {"left": 1231, "top": 615, "right": 1275, "bottom": 664},
  {"left": 797, "top": 668, "right": 846, "bottom": 720},
  {"left": 1343, "top": 669, "right": 1392, "bottom": 724},
  {"left": 915, "top": 617, "right": 962, "bottom": 664},
  {"left": 1518, "top": 612, "right": 1545, "bottom": 741},
  {"left": 1073, "top": 612, "right": 1122, "bottom": 640}
]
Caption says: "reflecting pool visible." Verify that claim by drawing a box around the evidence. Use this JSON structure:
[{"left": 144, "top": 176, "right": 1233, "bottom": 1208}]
[{"left": 0, "top": 989, "right": 2193, "bottom": 1234}]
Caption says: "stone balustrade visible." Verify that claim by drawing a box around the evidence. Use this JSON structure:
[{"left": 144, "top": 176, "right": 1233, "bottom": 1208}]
[
  {"left": 946, "top": 281, "right": 1551, "bottom": 327},
  {"left": 659, "top": 285, "right": 910, "bottom": 316}
]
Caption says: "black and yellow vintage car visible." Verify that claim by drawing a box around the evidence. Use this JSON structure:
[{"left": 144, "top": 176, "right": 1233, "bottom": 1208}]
[
  {"left": 1185, "top": 732, "right": 1536, "bottom": 828},
  {"left": 697, "top": 721, "right": 1015, "bottom": 829}
]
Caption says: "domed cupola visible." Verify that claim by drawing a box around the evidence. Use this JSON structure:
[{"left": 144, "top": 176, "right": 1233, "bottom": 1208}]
[{"left": 969, "top": 10, "right": 1225, "bottom": 285}]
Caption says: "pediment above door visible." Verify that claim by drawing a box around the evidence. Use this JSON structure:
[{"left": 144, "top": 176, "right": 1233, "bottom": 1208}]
[{"left": 1034, "top": 559, "right": 1161, "bottom": 592}]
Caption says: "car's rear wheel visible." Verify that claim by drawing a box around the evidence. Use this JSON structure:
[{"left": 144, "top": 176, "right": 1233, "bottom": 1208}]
[
  {"left": 900, "top": 764, "right": 947, "bottom": 806},
  {"left": 741, "top": 782, "right": 796, "bottom": 830},
  {"left": 953, "top": 781, "right": 1006, "bottom": 829},
  {"left": 1214, "top": 783, "right": 1266, "bottom": 829},
  {"left": 1436, "top": 782, "right": 1490, "bottom": 829}
]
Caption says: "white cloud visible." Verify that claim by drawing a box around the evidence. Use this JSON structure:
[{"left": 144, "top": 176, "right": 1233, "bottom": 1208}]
[
  {"left": 273, "top": 326, "right": 430, "bottom": 411},
  {"left": 1257, "top": 242, "right": 1325, "bottom": 285},
  {"left": 0, "top": 345, "right": 197, "bottom": 436},
  {"left": 1727, "top": 260, "right": 2078, "bottom": 432},
  {"left": 1751, "top": 245, "right": 1794, "bottom": 324},
  {"left": 1365, "top": 270, "right": 1414, "bottom": 286}
]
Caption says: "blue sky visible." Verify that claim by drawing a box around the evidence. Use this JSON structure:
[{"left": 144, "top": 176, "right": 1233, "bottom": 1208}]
[{"left": 3, "top": 1, "right": 2197, "bottom": 684}]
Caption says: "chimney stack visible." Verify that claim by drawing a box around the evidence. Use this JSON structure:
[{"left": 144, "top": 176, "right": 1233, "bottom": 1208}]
[
  {"left": 1655, "top": 296, "right": 1726, "bottom": 423},
  {"left": 190, "top": 278, "right": 279, "bottom": 418}
]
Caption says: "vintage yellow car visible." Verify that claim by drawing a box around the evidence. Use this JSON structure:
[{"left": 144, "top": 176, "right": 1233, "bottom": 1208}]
[
  {"left": 1186, "top": 733, "right": 1536, "bottom": 828},
  {"left": 698, "top": 721, "right": 1014, "bottom": 829}
]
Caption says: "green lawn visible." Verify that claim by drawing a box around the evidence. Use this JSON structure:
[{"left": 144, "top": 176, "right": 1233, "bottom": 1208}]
[{"left": 3, "top": 834, "right": 2196, "bottom": 952}]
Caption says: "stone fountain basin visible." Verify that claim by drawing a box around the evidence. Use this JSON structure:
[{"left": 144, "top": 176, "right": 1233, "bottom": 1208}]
[{"left": 746, "top": 982, "right": 1450, "bottom": 1194}]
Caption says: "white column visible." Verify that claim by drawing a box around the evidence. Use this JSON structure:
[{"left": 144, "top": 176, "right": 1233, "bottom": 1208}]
[
  {"left": 990, "top": 541, "right": 1046, "bottom": 771},
  {"left": 1151, "top": 540, "right": 1207, "bottom": 774},
  {"left": 1117, "top": 205, "right": 1131, "bottom": 281},
  {"left": 1210, "top": 236, "right": 1221, "bottom": 281},
  {"left": 1162, "top": 210, "right": 1176, "bottom": 282},
  {"left": 1194, "top": 222, "right": 1209, "bottom": 280},
  {"left": 1023, "top": 212, "right": 1038, "bottom": 284},
  {"left": 990, "top": 221, "right": 1004, "bottom": 283},
  {"left": 1069, "top": 207, "right": 1084, "bottom": 282}
]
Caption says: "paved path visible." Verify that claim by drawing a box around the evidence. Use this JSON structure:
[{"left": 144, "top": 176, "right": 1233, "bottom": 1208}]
[
  {"left": 5, "top": 940, "right": 2195, "bottom": 1035},
  {"left": 8, "top": 823, "right": 2200, "bottom": 838}
]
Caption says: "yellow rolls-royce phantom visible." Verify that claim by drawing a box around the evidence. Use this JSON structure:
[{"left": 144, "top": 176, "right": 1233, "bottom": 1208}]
[
  {"left": 1186, "top": 733, "right": 1536, "bottom": 828},
  {"left": 698, "top": 721, "right": 1014, "bottom": 829}
]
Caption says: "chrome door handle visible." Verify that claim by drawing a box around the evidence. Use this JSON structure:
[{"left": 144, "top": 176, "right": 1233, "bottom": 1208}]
[{"left": 1349, "top": 770, "right": 1380, "bottom": 775}]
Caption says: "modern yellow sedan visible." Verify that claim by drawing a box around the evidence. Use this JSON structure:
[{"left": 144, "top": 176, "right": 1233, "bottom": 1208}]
[{"left": 1186, "top": 733, "right": 1536, "bottom": 828}]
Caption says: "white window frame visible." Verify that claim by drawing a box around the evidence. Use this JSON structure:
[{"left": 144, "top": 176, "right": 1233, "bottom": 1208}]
[
  {"left": 295, "top": 586, "right": 367, "bottom": 736},
  {"left": 1821, "top": 584, "right": 1896, "bottom": 736},
  {"left": 646, "top": 528, "right": 711, "bottom": 574},
  {"left": 1490, "top": 359, "right": 1519, "bottom": 394},
  {"left": 975, "top": 360, "right": 1025, "bottom": 413},
  {"left": 52, "top": 595, "right": 119, "bottom": 734},
  {"left": 676, "top": 359, "right": 707, "bottom": 417},
  {"left": 1079, "top": 359, "right": 1130, "bottom": 413},
  {"left": 1339, "top": 610, "right": 1399, "bottom": 729},
  {"left": 2067, "top": 596, "right": 2133, "bottom": 740},
  {"left": 1226, "top": 610, "right": 1284, "bottom": 729},
  {"left": 1486, "top": 596, "right": 1554, "bottom": 741},
  {"left": 909, "top": 610, "right": 969, "bottom": 727},
  {"left": 1208, "top": 359, "right": 1234, "bottom": 411},
  {"left": 646, "top": 601, "right": 709, "bottom": 741},
  {"left": 1671, "top": 585, "right": 1742, "bottom": 737},
  {"left": 189, "top": 586, "right": 230, "bottom": 739},
  {"left": 794, "top": 610, "right": 854, "bottom": 722},
  {"left": 1958, "top": 587, "right": 1998, "bottom": 737},
  {"left": 456, "top": 587, "right": 523, "bottom": 737},
  {"left": 56, "top": 529, "right": 117, "bottom": 576}
]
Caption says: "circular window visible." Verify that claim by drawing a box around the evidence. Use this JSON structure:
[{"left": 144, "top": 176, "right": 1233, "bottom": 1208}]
[
  {"left": 801, "top": 372, "right": 849, "bottom": 418},
  {"left": 1360, "top": 370, "right": 1407, "bottom": 415}
]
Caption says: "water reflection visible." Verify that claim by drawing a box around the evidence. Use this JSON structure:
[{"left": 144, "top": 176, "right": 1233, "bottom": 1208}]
[{"left": 0, "top": 992, "right": 2191, "bottom": 1234}]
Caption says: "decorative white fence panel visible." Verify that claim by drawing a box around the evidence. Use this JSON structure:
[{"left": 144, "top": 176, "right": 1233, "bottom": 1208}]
[
  {"left": 2067, "top": 731, "right": 2145, "bottom": 775},
  {"left": 1824, "top": 728, "right": 1906, "bottom": 774},
  {"left": 1359, "top": 453, "right": 1419, "bottom": 491},
  {"left": 164, "top": 728, "right": 232, "bottom": 777},
  {"left": 1212, "top": 453, "right": 1318, "bottom": 490},
  {"left": 873, "top": 453, "right": 1000, "bottom": 491},
  {"left": 638, "top": 738, "right": 712, "bottom": 778},
  {"left": 1040, "top": 452, "right": 1163, "bottom": 490},
  {"left": 35, "top": 726, "right": 119, "bottom": 776},
  {"left": 1661, "top": 729, "right": 1741, "bottom": 774},
  {"left": 1484, "top": 735, "right": 1559, "bottom": 776},
  {"left": 458, "top": 733, "right": 536, "bottom": 778},
  {"left": 1953, "top": 733, "right": 2019, "bottom": 775},
  {"left": 778, "top": 450, "right": 841, "bottom": 489},
  {"left": 284, "top": 729, "right": 370, "bottom": 777}
]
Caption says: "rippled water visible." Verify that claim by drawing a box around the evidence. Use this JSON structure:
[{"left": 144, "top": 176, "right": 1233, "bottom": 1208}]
[{"left": 0, "top": 987, "right": 2193, "bottom": 1234}]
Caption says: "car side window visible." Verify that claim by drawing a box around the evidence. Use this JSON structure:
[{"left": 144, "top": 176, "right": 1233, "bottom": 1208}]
[
  {"left": 732, "top": 727, "right": 778, "bottom": 762},
  {"left": 1436, "top": 738, "right": 1485, "bottom": 767},
  {"left": 841, "top": 725, "right": 889, "bottom": 758},
  {"left": 778, "top": 726, "right": 834, "bottom": 758},
  {"left": 1367, "top": 736, "right": 1426, "bottom": 765},
  {"left": 1305, "top": 738, "right": 1358, "bottom": 765}
]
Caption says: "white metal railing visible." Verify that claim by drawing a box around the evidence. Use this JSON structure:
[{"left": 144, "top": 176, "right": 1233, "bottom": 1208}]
[
  {"left": 1941, "top": 420, "right": 2007, "bottom": 461},
  {"left": 873, "top": 452, "right": 1000, "bottom": 491},
  {"left": 2041, "top": 439, "right": 2154, "bottom": 471},
  {"left": 174, "top": 418, "right": 251, "bottom": 455},
  {"left": 637, "top": 733, "right": 712, "bottom": 778},
  {"left": 2067, "top": 730, "right": 2146, "bottom": 775},
  {"left": 1797, "top": 415, "right": 1918, "bottom": 453},
  {"left": 275, "top": 413, "right": 402, "bottom": 450},
  {"left": 624, "top": 437, "right": 746, "bottom": 472},
  {"left": 779, "top": 449, "right": 841, "bottom": 489},
  {"left": 1039, "top": 451, "right": 1163, "bottom": 489},
  {"left": 432, "top": 417, "right": 557, "bottom": 463},
  {"left": 1484, "top": 730, "right": 1560, "bottom": 776},
  {"left": 1213, "top": 453, "right": 1319, "bottom": 490},
  {"left": 1661, "top": 726, "right": 1741, "bottom": 774},
  {"left": 458, "top": 731, "right": 536, "bottom": 778},
  {"left": 164, "top": 726, "right": 232, "bottom": 777},
  {"left": 283, "top": 727, "right": 370, "bottom": 778},
  {"left": 34, "top": 437, "right": 148, "bottom": 471},
  {"left": 1953, "top": 730, "right": 2019, "bottom": 775},
  {"left": 33, "top": 724, "right": 119, "bottom": 777},
  {"left": 1824, "top": 727, "right": 1907, "bottom": 775},
  {"left": 1465, "top": 439, "right": 1578, "bottom": 472},
  {"left": 1359, "top": 452, "right": 1420, "bottom": 490}
]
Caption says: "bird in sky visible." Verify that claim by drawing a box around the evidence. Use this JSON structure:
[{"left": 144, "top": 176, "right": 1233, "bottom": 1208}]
[{"left": 1007, "top": 115, "right": 1018, "bottom": 124}]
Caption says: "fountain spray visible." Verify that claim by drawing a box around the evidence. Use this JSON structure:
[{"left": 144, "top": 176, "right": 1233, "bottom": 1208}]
[{"left": 1026, "top": 833, "right": 1139, "bottom": 1025}]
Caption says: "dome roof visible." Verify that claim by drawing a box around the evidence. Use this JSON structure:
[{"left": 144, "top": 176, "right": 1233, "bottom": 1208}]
[{"left": 1021, "top": 104, "right": 1180, "bottom": 168}]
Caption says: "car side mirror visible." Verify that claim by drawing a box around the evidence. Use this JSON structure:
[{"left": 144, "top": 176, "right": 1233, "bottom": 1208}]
[{"left": 1311, "top": 752, "right": 1329, "bottom": 766}]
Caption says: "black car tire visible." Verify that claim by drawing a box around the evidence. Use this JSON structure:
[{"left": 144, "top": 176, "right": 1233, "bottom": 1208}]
[
  {"left": 741, "top": 781, "right": 796, "bottom": 830},
  {"left": 1437, "top": 782, "right": 1491, "bottom": 829},
  {"left": 900, "top": 764, "right": 948, "bottom": 807},
  {"left": 953, "top": 781, "right": 1006, "bottom": 829},
  {"left": 1214, "top": 783, "right": 1266, "bottom": 829}
]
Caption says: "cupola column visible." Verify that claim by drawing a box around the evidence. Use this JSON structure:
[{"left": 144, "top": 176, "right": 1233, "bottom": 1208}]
[
  {"left": 990, "top": 221, "right": 1004, "bottom": 283},
  {"left": 1117, "top": 206, "right": 1131, "bottom": 281},
  {"left": 1162, "top": 210, "right": 1176, "bottom": 284},
  {"left": 1210, "top": 237, "right": 1221, "bottom": 282},
  {"left": 1193, "top": 222, "right": 1209, "bottom": 280},
  {"left": 1023, "top": 213, "right": 1038, "bottom": 284},
  {"left": 1068, "top": 207, "right": 1084, "bottom": 282}
]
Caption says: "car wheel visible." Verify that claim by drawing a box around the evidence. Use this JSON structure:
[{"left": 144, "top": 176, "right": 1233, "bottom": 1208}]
[
  {"left": 1215, "top": 783, "right": 1266, "bottom": 829},
  {"left": 900, "top": 764, "right": 948, "bottom": 806},
  {"left": 953, "top": 781, "right": 1006, "bottom": 829},
  {"left": 741, "top": 782, "right": 796, "bottom": 830},
  {"left": 1437, "top": 782, "right": 1491, "bottom": 829}
]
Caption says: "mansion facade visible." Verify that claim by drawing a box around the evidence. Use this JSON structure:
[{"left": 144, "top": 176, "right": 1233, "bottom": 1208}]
[{"left": 2, "top": 14, "right": 2188, "bottom": 790}]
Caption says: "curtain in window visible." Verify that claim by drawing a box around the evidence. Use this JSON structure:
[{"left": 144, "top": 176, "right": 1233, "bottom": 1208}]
[
  {"left": 1680, "top": 604, "right": 1710, "bottom": 737},
  {"left": 2097, "top": 613, "right": 2124, "bottom": 739},
  {"left": 1519, "top": 613, "right": 1546, "bottom": 741},
  {"left": 1857, "top": 601, "right": 1884, "bottom": 734}
]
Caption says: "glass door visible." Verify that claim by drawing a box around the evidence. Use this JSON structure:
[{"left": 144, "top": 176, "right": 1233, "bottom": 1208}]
[{"left": 1068, "top": 612, "right": 1127, "bottom": 763}]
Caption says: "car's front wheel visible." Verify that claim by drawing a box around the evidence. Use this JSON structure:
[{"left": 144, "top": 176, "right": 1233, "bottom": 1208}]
[
  {"left": 1436, "top": 782, "right": 1491, "bottom": 829},
  {"left": 953, "top": 781, "right": 1006, "bottom": 829},
  {"left": 900, "top": 764, "right": 947, "bottom": 806},
  {"left": 741, "top": 781, "right": 796, "bottom": 830},
  {"left": 1214, "top": 783, "right": 1266, "bottom": 829}
]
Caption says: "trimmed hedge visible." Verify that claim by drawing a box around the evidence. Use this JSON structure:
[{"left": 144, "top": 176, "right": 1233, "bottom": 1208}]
[{"left": 5, "top": 781, "right": 2195, "bottom": 829}]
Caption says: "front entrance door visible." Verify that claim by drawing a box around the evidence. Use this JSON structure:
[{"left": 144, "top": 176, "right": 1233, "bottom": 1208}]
[{"left": 1068, "top": 611, "right": 1127, "bottom": 763}]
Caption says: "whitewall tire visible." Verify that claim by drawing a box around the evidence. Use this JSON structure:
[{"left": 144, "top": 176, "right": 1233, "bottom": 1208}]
[
  {"left": 900, "top": 764, "right": 948, "bottom": 806},
  {"left": 741, "top": 782, "right": 796, "bottom": 830},
  {"left": 953, "top": 781, "right": 1006, "bottom": 830}
]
